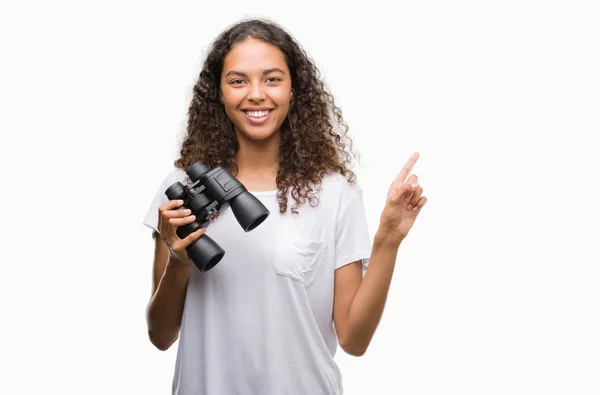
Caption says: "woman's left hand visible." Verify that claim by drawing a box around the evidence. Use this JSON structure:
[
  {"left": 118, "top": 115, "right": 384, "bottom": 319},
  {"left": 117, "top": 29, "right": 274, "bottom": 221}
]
[{"left": 379, "top": 152, "right": 428, "bottom": 244}]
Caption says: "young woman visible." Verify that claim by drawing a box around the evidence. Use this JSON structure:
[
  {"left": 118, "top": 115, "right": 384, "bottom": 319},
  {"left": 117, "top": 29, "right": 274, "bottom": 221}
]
[{"left": 143, "top": 17, "right": 427, "bottom": 395}]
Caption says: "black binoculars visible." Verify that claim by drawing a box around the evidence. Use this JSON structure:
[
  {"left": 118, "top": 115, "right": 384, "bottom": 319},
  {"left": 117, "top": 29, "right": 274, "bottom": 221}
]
[{"left": 165, "top": 162, "right": 270, "bottom": 272}]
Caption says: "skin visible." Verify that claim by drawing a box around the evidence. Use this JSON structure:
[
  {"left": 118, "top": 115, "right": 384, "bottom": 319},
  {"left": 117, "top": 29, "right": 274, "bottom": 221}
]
[
  {"left": 219, "top": 37, "right": 293, "bottom": 191},
  {"left": 333, "top": 152, "right": 426, "bottom": 356},
  {"left": 146, "top": 38, "right": 428, "bottom": 356}
]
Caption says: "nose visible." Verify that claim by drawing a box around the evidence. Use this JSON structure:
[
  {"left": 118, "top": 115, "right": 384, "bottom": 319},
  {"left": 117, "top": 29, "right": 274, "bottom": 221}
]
[{"left": 248, "top": 83, "right": 265, "bottom": 103}]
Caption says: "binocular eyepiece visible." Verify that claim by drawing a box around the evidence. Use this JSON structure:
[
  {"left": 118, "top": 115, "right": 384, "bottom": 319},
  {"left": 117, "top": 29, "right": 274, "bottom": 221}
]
[{"left": 165, "top": 162, "right": 270, "bottom": 272}]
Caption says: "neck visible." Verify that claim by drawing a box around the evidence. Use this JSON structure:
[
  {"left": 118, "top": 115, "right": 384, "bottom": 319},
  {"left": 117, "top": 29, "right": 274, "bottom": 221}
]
[{"left": 233, "top": 130, "right": 280, "bottom": 189}]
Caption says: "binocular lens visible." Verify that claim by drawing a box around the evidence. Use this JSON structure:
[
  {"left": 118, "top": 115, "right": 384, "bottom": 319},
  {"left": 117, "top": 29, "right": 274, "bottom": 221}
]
[
  {"left": 230, "top": 191, "right": 271, "bottom": 232},
  {"left": 165, "top": 182, "right": 186, "bottom": 200},
  {"left": 187, "top": 234, "right": 225, "bottom": 272},
  {"left": 187, "top": 163, "right": 210, "bottom": 183}
]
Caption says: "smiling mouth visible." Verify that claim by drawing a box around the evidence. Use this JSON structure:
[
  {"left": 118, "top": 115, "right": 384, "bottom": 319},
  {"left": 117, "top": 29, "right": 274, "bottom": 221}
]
[
  {"left": 240, "top": 109, "right": 274, "bottom": 125},
  {"left": 242, "top": 109, "right": 273, "bottom": 118}
]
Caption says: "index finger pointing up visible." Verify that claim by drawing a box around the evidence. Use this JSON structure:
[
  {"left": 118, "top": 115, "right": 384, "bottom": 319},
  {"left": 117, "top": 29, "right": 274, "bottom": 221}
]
[{"left": 395, "top": 152, "right": 420, "bottom": 184}]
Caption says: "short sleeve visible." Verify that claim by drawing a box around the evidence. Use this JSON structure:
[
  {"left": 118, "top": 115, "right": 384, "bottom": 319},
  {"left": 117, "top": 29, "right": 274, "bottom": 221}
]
[
  {"left": 335, "top": 181, "right": 372, "bottom": 272},
  {"left": 142, "top": 169, "right": 188, "bottom": 234}
]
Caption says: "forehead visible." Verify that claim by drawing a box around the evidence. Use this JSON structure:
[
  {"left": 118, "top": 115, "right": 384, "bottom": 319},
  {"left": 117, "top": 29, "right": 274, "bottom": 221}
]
[{"left": 222, "top": 38, "right": 288, "bottom": 73}]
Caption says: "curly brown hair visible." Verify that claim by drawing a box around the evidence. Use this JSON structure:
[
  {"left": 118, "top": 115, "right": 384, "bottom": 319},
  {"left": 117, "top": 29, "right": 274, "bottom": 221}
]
[{"left": 174, "top": 18, "right": 358, "bottom": 214}]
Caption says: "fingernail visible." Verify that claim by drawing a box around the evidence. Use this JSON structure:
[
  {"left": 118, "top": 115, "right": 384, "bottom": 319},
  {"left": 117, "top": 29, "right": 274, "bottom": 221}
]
[
  {"left": 412, "top": 183, "right": 419, "bottom": 189},
  {"left": 406, "top": 204, "right": 413, "bottom": 210},
  {"left": 412, "top": 206, "right": 419, "bottom": 211},
  {"left": 178, "top": 199, "right": 184, "bottom": 204}
]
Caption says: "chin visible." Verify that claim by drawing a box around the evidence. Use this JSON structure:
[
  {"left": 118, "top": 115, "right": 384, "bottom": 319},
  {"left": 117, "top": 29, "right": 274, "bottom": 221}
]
[
  {"left": 237, "top": 128, "right": 280, "bottom": 141},
  {"left": 234, "top": 120, "right": 284, "bottom": 142}
]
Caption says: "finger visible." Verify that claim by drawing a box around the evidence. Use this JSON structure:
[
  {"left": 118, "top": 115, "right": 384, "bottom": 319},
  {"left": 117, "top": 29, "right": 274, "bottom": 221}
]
[
  {"left": 158, "top": 206, "right": 191, "bottom": 234},
  {"left": 411, "top": 196, "right": 427, "bottom": 212},
  {"left": 178, "top": 227, "right": 206, "bottom": 249},
  {"left": 394, "top": 152, "right": 419, "bottom": 184},
  {"left": 409, "top": 186, "right": 423, "bottom": 207},
  {"left": 391, "top": 182, "right": 416, "bottom": 205},
  {"left": 168, "top": 215, "right": 196, "bottom": 228},
  {"left": 162, "top": 207, "right": 192, "bottom": 220},
  {"left": 403, "top": 175, "right": 418, "bottom": 202},
  {"left": 405, "top": 174, "right": 418, "bottom": 186},
  {"left": 158, "top": 199, "right": 184, "bottom": 214}
]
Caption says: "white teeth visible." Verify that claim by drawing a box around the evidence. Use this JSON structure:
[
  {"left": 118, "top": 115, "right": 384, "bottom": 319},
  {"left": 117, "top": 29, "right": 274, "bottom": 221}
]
[{"left": 244, "top": 110, "right": 270, "bottom": 118}]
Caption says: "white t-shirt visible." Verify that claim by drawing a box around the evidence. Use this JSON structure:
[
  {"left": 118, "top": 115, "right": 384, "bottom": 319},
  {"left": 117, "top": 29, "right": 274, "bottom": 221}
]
[{"left": 143, "top": 168, "right": 372, "bottom": 395}]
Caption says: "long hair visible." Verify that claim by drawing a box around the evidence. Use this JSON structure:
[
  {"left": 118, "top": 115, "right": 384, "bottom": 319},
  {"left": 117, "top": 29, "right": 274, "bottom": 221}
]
[{"left": 174, "top": 18, "right": 358, "bottom": 214}]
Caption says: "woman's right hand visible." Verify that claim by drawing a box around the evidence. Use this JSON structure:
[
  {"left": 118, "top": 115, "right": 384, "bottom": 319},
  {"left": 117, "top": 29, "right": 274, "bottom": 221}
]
[{"left": 157, "top": 199, "right": 206, "bottom": 265}]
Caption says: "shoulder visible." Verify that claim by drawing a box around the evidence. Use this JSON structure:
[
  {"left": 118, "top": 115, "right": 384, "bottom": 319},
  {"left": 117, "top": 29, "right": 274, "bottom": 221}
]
[
  {"left": 156, "top": 167, "right": 189, "bottom": 189},
  {"left": 143, "top": 167, "right": 190, "bottom": 232},
  {"left": 319, "top": 170, "right": 363, "bottom": 200},
  {"left": 147, "top": 167, "right": 190, "bottom": 203}
]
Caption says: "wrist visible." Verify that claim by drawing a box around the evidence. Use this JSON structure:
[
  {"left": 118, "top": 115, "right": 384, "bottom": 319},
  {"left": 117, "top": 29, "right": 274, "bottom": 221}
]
[
  {"left": 166, "top": 255, "right": 192, "bottom": 277},
  {"left": 374, "top": 228, "right": 404, "bottom": 250}
]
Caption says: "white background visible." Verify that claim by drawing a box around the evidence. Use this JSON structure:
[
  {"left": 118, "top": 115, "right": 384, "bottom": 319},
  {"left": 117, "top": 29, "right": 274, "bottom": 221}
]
[{"left": 1, "top": 0, "right": 599, "bottom": 394}]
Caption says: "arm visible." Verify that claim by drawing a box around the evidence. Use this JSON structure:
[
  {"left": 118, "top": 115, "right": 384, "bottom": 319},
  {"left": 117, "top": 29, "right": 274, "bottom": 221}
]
[
  {"left": 333, "top": 231, "right": 400, "bottom": 357},
  {"left": 145, "top": 232, "right": 192, "bottom": 351},
  {"left": 333, "top": 152, "right": 427, "bottom": 356},
  {"left": 145, "top": 200, "right": 206, "bottom": 350}
]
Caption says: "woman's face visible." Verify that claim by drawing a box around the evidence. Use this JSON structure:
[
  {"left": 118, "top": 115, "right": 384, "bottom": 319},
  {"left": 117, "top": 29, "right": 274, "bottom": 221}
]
[{"left": 220, "top": 38, "right": 293, "bottom": 143}]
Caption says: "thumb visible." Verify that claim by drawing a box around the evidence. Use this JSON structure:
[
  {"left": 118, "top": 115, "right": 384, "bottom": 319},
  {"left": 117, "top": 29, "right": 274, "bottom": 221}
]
[{"left": 390, "top": 182, "right": 415, "bottom": 205}]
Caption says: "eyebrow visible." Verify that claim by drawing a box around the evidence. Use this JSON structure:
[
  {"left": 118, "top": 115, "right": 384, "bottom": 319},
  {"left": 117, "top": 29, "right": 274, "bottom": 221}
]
[{"left": 225, "top": 68, "right": 286, "bottom": 77}]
